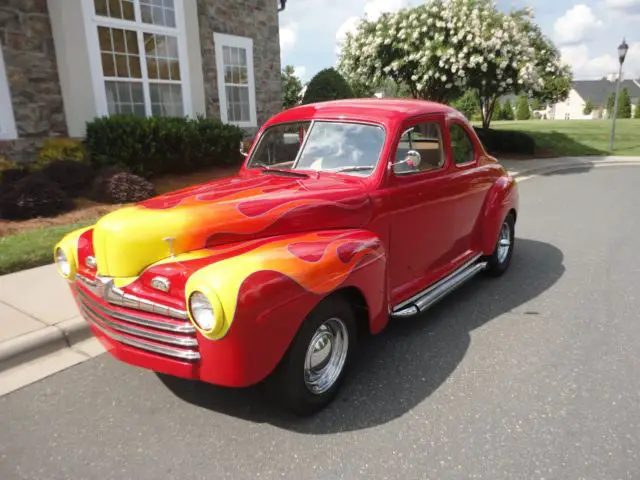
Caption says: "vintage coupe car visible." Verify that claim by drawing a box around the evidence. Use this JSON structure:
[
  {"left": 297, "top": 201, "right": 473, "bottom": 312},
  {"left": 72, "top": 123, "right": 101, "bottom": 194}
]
[{"left": 54, "top": 99, "right": 518, "bottom": 415}]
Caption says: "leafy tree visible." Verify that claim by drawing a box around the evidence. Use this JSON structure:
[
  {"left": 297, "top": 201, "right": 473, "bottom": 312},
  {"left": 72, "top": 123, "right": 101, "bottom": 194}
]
[
  {"left": 492, "top": 99, "right": 504, "bottom": 120},
  {"left": 338, "top": 0, "right": 571, "bottom": 130},
  {"left": 607, "top": 89, "right": 632, "bottom": 118},
  {"left": 349, "top": 78, "right": 375, "bottom": 97},
  {"left": 452, "top": 90, "right": 479, "bottom": 119},
  {"left": 529, "top": 98, "right": 542, "bottom": 111},
  {"left": 375, "top": 78, "right": 412, "bottom": 98},
  {"left": 515, "top": 96, "right": 531, "bottom": 120},
  {"left": 583, "top": 99, "right": 594, "bottom": 115},
  {"left": 301, "top": 68, "right": 354, "bottom": 104},
  {"left": 501, "top": 99, "right": 515, "bottom": 120},
  {"left": 281, "top": 65, "right": 303, "bottom": 109},
  {"left": 635, "top": 98, "right": 640, "bottom": 119},
  {"left": 512, "top": 11, "right": 572, "bottom": 108},
  {"left": 606, "top": 92, "right": 615, "bottom": 118},
  {"left": 619, "top": 88, "right": 632, "bottom": 118}
]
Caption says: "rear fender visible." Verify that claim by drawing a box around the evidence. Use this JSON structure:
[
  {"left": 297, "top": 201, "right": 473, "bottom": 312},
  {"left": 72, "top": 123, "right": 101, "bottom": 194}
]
[
  {"left": 185, "top": 229, "right": 388, "bottom": 386},
  {"left": 481, "top": 175, "right": 519, "bottom": 255}
]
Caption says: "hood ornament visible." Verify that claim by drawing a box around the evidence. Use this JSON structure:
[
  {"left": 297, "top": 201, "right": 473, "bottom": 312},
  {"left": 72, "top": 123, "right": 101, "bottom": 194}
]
[{"left": 163, "top": 237, "right": 176, "bottom": 258}]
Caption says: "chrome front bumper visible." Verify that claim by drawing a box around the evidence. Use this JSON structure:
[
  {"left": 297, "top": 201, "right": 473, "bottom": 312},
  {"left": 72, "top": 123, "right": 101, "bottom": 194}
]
[{"left": 75, "top": 275, "right": 200, "bottom": 361}]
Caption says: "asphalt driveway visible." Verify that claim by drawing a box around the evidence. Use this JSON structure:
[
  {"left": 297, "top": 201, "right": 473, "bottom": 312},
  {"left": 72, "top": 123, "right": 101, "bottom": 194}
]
[{"left": 1, "top": 165, "right": 639, "bottom": 479}]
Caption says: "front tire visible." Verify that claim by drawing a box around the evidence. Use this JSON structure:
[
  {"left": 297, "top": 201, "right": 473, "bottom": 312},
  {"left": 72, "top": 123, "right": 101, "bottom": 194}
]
[
  {"left": 267, "top": 295, "right": 357, "bottom": 416},
  {"left": 484, "top": 213, "right": 515, "bottom": 277}
]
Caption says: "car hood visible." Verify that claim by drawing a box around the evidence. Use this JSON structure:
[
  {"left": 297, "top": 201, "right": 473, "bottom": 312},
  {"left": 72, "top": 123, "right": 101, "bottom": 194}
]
[{"left": 91, "top": 172, "right": 373, "bottom": 278}]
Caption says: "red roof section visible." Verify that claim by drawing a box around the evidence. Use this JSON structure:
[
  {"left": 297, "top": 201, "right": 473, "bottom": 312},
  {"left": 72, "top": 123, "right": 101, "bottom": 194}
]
[{"left": 264, "top": 98, "right": 460, "bottom": 127}]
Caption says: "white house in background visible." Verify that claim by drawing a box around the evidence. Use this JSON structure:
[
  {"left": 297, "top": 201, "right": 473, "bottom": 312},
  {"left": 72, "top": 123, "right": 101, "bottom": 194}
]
[{"left": 543, "top": 75, "right": 640, "bottom": 120}]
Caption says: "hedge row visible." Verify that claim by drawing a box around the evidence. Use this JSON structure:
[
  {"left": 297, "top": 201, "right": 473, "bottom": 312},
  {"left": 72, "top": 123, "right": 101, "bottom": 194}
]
[
  {"left": 473, "top": 127, "right": 536, "bottom": 155},
  {"left": 0, "top": 161, "right": 156, "bottom": 220},
  {"left": 85, "top": 115, "right": 245, "bottom": 178}
]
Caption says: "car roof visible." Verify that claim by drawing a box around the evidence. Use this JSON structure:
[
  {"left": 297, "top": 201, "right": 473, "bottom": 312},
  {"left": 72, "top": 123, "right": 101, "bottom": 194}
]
[{"left": 264, "top": 98, "right": 461, "bottom": 127}]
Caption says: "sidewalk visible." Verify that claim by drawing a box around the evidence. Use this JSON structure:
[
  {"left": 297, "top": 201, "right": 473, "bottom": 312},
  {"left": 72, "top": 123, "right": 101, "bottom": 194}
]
[
  {"left": 0, "top": 264, "right": 105, "bottom": 395},
  {"left": 1, "top": 155, "right": 639, "bottom": 394}
]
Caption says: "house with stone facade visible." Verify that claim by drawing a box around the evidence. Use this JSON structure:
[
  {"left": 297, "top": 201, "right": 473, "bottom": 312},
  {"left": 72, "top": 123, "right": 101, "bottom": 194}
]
[{"left": 0, "top": 0, "right": 284, "bottom": 163}]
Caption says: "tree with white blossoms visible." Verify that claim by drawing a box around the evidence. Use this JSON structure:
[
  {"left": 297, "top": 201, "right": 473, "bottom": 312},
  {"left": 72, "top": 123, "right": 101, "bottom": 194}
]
[{"left": 337, "top": 0, "right": 571, "bottom": 128}]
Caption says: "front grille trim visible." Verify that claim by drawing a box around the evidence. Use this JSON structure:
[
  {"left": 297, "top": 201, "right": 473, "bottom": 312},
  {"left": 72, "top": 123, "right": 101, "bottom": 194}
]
[
  {"left": 80, "top": 302, "right": 198, "bottom": 348},
  {"left": 77, "top": 288, "right": 195, "bottom": 334},
  {"left": 83, "top": 308, "right": 201, "bottom": 361},
  {"left": 77, "top": 273, "right": 188, "bottom": 320}
]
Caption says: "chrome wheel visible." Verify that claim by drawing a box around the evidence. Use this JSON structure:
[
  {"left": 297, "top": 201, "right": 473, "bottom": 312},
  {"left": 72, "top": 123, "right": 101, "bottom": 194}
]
[
  {"left": 497, "top": 221, "right": 512, "bottom": 264},
  {"left": 303, "top": 317, "right": 349, "bottom": 395}
]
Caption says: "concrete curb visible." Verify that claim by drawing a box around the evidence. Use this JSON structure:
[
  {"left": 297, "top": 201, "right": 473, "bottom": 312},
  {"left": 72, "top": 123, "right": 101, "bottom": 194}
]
[
  {"left": 0, "top": 317, "right": 92, "bottom": 373},
  {"left": 510, "top": 159, "right": 640, "bottom": 180}
]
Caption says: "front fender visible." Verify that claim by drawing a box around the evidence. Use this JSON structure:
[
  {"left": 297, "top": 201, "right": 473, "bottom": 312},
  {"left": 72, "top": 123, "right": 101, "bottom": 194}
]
[
  {"left": 185, "top": 229, "right": 387, "bottom": 387},
  {"left": 481, "top": 175, "right": 519, "bottom": 255}
]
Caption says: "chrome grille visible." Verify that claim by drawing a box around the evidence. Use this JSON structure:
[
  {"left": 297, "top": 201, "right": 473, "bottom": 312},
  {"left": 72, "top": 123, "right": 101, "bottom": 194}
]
[{"left": 75, "top": 276, "right": 199, "bottom": 361}]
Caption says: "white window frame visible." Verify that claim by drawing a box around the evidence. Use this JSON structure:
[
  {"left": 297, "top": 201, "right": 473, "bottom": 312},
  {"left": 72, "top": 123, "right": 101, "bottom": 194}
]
[
  {"left": 213, "top": 33, "right": 257, "bottom": 128},
  {"left": 0, "top": 41, "right": 18, "bottom": 140},
  {"left": 81, "top": 0, "right": 192, "bottom": 118}
]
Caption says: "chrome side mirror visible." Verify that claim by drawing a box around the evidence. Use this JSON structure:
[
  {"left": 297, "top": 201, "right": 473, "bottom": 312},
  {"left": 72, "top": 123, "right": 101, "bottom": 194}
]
[
  {"left": 240, "top": 141, "right": 248, "bottom": 157},
  {"left": 392, "top": 150, "right": 421, "bottom": 174}
]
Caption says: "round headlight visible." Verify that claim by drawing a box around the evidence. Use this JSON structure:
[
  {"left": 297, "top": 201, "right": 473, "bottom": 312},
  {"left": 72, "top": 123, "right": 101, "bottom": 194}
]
[
  {"left": 55, "top": 248, "right": 71, "bottom": 277},
  {"left": 189, "top": 292, "right": 216, "bottom": 331}
]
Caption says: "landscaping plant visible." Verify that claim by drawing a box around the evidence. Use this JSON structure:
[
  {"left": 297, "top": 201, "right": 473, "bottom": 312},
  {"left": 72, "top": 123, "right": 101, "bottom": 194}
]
[
  {"left": 35, "top": 138, "right": 87, "bottom": 169},
  {"left": 90, "top": 168, "right": 156, "bottom": 204},
  {"left": 337, "top": 0, "right": 571, "bottom": 128},
  {"left": 0, "top": 174, "right": 74, "bottom": 220},
  {"left": 301, "top": 68, "right": 354, "bottom": 104},
  {"left": 85, "top": 115, "right": 244, "bottom": 178},
  {"left": 40, "top": 160, "right": 95, "bottom": 197}
]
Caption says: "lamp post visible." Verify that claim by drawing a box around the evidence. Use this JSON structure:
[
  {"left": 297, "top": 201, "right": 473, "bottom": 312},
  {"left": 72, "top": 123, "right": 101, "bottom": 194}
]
[{"left": 609, "top": 38, "right": 629, "bottom": 152}]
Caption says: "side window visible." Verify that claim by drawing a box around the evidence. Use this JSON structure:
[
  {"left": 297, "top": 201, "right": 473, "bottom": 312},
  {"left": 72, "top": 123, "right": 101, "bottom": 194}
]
[
  {"left": 449, "top": 123, "right": 475, "bottom": 165},
  {"left": 393, "top": 121, "right": 444, "bottom": 175}
]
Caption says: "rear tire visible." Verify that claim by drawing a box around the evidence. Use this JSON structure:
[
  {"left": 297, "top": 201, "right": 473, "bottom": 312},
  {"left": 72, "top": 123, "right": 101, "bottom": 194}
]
[
  {"left": 267, "top": 295, "right": 357, "bottom": 416},
  {"left": 484, "top": 212, "right": 515, "bottom": 277}
]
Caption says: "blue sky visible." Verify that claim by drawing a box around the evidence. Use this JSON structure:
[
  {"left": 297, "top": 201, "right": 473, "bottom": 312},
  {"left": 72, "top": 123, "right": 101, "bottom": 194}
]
[{"left": 278, "top": 0, "right": 640, "bottom": 83}]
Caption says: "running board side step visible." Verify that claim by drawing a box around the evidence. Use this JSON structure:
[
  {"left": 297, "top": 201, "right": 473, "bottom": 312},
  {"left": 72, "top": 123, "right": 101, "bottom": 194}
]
[{"left": 391, "top": 256, "right": 488, "bottom": 319}]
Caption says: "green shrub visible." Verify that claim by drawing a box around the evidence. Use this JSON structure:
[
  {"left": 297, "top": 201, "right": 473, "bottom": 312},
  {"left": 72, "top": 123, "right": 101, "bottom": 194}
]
[
  {"left": 302, "top": 68, "right": 354, "bottom": 104},
  {"left": 36, "top": 138, "right": 87, "bottom": 169},
  {"left": 515, "top": 96, "right": 531, "bottom": 120},
  {"left": 85, "top": 115, "right": 244, "bottom": 178},
  {"left": 474, "top": 128, "right": 535, "bottom": 155},
  {"left": 0, "top": 173, "right": 74, "bottom": 220},
  {"left": 41, "top": 160, "right": 95, "bottom": 197},
  {"left": 0, "top": 156, "right": 15, "bottom": 172},
  {"left": 1, "top": 167, "right": 30, "bottom": 186},
  {"left": 90, "top": 168, "right": 155, "bottom": 204}
]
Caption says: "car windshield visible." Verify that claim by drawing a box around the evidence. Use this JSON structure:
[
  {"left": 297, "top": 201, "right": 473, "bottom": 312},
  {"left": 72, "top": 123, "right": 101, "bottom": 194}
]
[{"left": 247, "top": 120, "right": 386, "bottom": 176}]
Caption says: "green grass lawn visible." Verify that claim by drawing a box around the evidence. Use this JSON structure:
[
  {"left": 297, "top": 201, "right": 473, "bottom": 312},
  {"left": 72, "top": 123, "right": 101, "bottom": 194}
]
[
  {"left": 484, "top": 119, "right": 640, "bottom": 157},
  {"left": 0, "top": 221, "right": 94, "bottom": 276}
]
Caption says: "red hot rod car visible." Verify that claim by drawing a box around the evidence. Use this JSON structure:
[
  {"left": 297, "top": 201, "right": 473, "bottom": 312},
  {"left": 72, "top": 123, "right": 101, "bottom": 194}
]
[{"left": 54, "top": 99, "right": 518, "bottom": 415}]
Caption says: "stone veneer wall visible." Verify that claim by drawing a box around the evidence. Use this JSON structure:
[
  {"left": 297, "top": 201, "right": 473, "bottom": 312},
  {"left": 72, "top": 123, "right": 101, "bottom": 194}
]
[
  {"left": 0, "top": 0, "right": 67, "bottom": 162},
  {"left": 196, "top": 0, "right": 282, "bottom": 136}
]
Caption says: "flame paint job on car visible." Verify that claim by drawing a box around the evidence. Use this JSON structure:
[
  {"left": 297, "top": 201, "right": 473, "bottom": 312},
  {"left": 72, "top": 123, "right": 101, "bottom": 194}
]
[
  {"left": 185, "top": 230, "right": 385, "bottom": 340},
  {"left": 55, "top": 99, "right": 518, "bottom": 388}
]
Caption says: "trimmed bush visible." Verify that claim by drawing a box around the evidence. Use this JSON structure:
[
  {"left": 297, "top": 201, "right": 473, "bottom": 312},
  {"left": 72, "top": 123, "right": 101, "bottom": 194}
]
[
  {"left": 301, "top": 68, "right": 354, "bottom": 104},
  {"left": 90, "top": 169, "right": 156, "bottom": 204},
  {"left": 1, "top": 167, "right": 30, "bottom": 186},
  {"left": 0, "top": 174, "right": 74, "bottom": 220},
  {"left": 36, "top": 138, "right": 87, "bottom": 169},
  {"left": 474, "top": 128, "right": 536, "bottom": 155},
  {"left": 41, "top": 160, "right": 95, "bottom": 197},
  {"left": 85, "top": 115, "right": 245, "bottom": 178}
]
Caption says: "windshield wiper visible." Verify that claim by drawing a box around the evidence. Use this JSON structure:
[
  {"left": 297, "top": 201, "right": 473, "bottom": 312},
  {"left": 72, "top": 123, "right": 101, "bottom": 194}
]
[
  {"left": 327, "top": 166, "right": 374, "bottom": 173},
  {"left": 253, "top": 163, "right": 308, "bottom": 177}
]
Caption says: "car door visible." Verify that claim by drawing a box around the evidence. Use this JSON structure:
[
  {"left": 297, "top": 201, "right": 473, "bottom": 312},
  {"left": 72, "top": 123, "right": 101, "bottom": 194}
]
[
  {"left": 444, "top": 117, "right": 496, "bottom": 255},
  {"left": 386, "top": 114, "right": 463, "bottom": 304}
]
